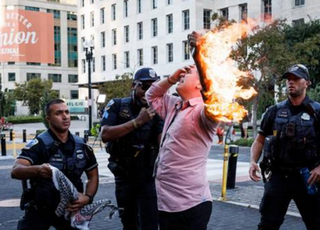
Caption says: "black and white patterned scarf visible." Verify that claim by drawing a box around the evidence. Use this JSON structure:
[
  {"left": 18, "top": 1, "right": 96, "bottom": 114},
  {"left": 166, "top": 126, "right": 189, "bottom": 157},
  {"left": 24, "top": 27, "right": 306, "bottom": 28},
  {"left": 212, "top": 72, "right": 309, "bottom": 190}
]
[{"left": 50, "top": 166, "right": 118, "bottom": 230}]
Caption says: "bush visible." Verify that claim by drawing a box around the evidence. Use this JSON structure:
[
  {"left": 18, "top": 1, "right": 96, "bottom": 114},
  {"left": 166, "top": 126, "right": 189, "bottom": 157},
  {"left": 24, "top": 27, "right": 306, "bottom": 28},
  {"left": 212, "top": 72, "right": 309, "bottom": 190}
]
[
  {"left": 7, "top": 115, "right": 43, "bottom": 124},
  {"left": 232, "top": 138, "right": 255, "bottom": 147},
  {"left": 71, "top": 116, "right": 79, "bottom": 120}
]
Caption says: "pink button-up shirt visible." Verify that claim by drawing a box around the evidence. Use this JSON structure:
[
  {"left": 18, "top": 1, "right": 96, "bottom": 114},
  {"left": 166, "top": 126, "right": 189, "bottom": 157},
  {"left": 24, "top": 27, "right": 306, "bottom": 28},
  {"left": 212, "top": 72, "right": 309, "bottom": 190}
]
[{"left": 146, "top": 83, "right": 217, "bottom": 212}]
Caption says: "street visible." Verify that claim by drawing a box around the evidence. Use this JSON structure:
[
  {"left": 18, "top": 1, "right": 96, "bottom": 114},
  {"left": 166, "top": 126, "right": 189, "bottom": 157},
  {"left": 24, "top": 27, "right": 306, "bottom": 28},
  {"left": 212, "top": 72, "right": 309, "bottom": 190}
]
[{"left": 0, "top": 122, "right": 306, "bottom": 229}]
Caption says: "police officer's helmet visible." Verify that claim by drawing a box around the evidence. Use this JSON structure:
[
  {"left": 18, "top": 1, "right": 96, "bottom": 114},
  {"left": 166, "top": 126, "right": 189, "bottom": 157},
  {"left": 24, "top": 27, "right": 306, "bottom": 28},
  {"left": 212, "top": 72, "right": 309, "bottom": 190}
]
[
  {"left": 134, "top": 68, "right": 159, "bottom": 82},
  {"left": 282, "top": 64, "right": 310, "bottom": 81}
]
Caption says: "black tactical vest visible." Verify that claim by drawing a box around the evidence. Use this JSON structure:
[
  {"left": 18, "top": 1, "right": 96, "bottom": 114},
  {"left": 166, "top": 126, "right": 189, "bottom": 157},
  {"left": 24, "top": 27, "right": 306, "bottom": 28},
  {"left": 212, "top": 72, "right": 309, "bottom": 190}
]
[
  {"left": 272, "top": 100, "right": 320, "bottom": 167},
  {"left": 107, "top": 97, "right": 159, "bottom": 178},
  {"left": 37, "top": 131, "right": 87, "bottom": 192}
]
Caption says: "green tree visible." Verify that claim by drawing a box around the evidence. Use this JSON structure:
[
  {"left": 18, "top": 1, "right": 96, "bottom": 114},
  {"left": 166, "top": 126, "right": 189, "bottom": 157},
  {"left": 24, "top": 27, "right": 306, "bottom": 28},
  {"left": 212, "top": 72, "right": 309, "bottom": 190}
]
[
  {"left": 2, "top": 89, "right": 16, "bottom": 117},
  {"left": 99, "top": 72, "right": 133, "bottom": 103},
  {"left": 14, "top": 78, "right": 58, "bottom": 116},
  {"left": 230, "top": 19, "right": 293, "bottom": 137}
]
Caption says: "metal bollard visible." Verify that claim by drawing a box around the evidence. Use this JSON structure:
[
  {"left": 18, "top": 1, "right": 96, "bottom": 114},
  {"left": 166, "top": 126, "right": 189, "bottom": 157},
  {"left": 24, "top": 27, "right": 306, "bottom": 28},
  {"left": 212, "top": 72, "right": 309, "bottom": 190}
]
[
  {"left": 12, "top": 131, "right": 16, "bottom": 158},
  {"left": 75, "top": 132, "right": 80, "bottom": 136},
  {"left": 1, "top": 134, "right": 6, "bottom": 156},
  {"left": 219, "top": 144, "right": 229, "bottom": 201},
  {"left": 84, "top": 130, "right": 89, "bottom": 142},
  {"left": 227, "top": 145, "right": 239, "bottom": 189},
  {"left": 10, "top": 129, "right": 13, "bottom": 141},
  {"left": 23, "top": 129, "right": 27, "bottom": 142}
]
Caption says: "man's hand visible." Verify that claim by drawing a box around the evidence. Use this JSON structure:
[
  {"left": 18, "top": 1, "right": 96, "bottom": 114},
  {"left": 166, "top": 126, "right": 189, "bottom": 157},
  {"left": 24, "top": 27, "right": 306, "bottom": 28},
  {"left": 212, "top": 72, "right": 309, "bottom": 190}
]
[
  {"left": 308, "top": 165, "right": 320, "bottom": 185},
  {"left": 135, "top": 107, "right": 156, "bottom": 126},
  {"left": 249, "top": 162, "right": 261, "bottom": 182},
  {"left": 188, "top": 31, "right": 202, "bottom": 48},
  {"left": 168, "top": 65, "right": 193, "bottom": 85},
  {"left": 67, "top": 193, "right": 89, "bottom": 212},
  {"left": 37, "top": 163, "right": 52, "bottom": 178}
]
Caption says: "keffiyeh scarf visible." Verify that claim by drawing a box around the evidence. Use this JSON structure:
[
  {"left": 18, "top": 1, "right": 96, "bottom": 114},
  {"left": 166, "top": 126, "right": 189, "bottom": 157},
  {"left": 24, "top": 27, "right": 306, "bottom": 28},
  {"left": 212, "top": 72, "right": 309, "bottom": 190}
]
[{"left": 50, "top": 166, "right": 118, "bottom": 230}]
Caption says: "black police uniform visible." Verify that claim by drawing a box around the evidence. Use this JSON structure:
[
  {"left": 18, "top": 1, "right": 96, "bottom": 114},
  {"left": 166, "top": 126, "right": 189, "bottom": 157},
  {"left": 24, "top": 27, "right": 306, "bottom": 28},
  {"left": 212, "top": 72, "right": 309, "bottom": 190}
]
[
  {"left": 101, "top": 97, "right": 163, "bottom": 230},
  {"left": 17, "top": 129, "right": 98, "bottom": 230},
  {"left": 258, "top": 96, "right": 320, "bottom": 230}
]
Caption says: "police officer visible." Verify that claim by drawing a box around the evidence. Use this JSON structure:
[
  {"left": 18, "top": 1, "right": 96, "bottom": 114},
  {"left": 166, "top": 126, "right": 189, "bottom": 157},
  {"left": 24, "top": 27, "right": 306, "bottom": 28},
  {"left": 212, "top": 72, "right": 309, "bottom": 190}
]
[
  {"left": 11, "top": 99, "right": 99, "bottom": 230},
  {"left": 249, "top": 64, "right": 320, "bottom": 230},
  {"left": 101, "top": 67, "right": 163, "bottom": 230}
]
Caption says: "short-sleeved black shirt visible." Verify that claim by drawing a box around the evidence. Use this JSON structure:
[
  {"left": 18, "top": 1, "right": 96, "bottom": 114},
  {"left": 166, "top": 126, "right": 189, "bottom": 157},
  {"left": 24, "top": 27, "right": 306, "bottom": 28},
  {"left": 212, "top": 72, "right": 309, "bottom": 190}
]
[
  {"left": 259, "top": 97, "right": 311, "bottom": 137},
  {"left": 18, "top": 129, "right": 98, "bottom": 174},
  {"left": 101, "top": 98, "right": 163, "bottom": 138}
]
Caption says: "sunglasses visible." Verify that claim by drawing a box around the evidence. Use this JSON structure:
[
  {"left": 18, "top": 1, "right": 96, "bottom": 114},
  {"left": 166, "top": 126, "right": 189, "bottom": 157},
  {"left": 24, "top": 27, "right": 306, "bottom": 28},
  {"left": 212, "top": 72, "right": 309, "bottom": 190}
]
[{"left": 135, "top": 82, "right": 152, "bottom": 91}]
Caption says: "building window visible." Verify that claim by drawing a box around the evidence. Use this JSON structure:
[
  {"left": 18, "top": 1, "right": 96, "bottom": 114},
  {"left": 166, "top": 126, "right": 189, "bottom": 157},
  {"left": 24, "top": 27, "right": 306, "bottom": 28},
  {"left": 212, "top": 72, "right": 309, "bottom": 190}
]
[
  {"left": 68, "top": 74, "right": 78, "bottom": 83},
  {"left": 47, "top": 9, "right": 60, "bottom": 19},
  {"left": 137, "top": 0, "right": 142, "bottom": 13},
  {"left": 220, "top": 8, "right": 229, "bottom": 20},
  {"left": 167, "top": 0, "right": 172, "bottom": 5},
  {"left": 101, "top": 55, "right": 106, "bottom": 71},
  {"left": 27, "top": 73, "right": 41, "bottom": 81},
  {"left": 92, "top": 57, "right": 95, "bottom": 72},
  {"left": 137, "top": 22, "right": 143, "bottom": 40},
  {"left": 292, "top": 18, "right": 305, "bottom": 25},
  {"left": 167, "top": 43, "right": 173, "bottom": 62},
  {"left": 8, "top": 73, "right": 16, "bottom": 82},
  {"left": 167, "top": 14, "right": 173, "bottom": 33},
  {"left": 48, "top": 74, "right": 62, "bottom": 82},
  {"left": 183, "top": 41, "right": 190, "bottom": 60},
  {"left": 111, "top": 4, "right": 116, "bottom": 21},
  {"left": 67, "top": 12, "right": 77, "bottom": 21},
  {"left": 91, "top": 0, "right": 94, "bottom": 4},
  {"left": 81, "top": 0, "right": 84, "bottom": 7},
  {"left": 263, "top": 0, "right": 272, "bottom": 21},
  {"left": 8, "top": 62, "right": 15, "bottom": 65},
  {"left": 26, "top": 62, "right": 40, "bottom": 65},
  {"left": 152, "top": 46, "right": 158, "bottom": 64},
  {"left": 101, "top": 32, "right": 105, "bottom": 48},
  {"left": 137, "top": 49, "right": 143, "bottom": 66},
  {"left": 295, "top": 0, "right": 305, "bottom": 6},
  {"left": 81, "top": 15, "right": 85, "bottom": 29},
  {"left": 203, "top": 9, "right": 211, "bottom": 29},
  {"left": 124, "top": 0, "right": 128, "bottom": 17},
  {"left": 70, "top": 90, "right": 79, "bottom": 99},
  {"left": 100, "top": 8, "right": 105, "bottom": 24},
  {"left": 151, "top": 18, "right": 158, "bottom": 37},
  {"left": 124, "top": 25, "right": 129, "bottom": 43},
  {"left": 152, "top": 0, "right": 157, "bottom": 9},
  {"left": 124, "top": 51, "right": 130, "bottom": 68},
  {"left": 67, "top": 27, "right": 78, "bottom": 68},
  {"left": 90, "top": 12, "right": 94, "bottom": 27},
  {"left": 112, "top": 54, "right": 117, "bottom": 69},
  {"left": 81, "top": 37, "right": 85, "bottom": 52},
  {"left": 82, "top": 59, "right": 86, "bottom": 73},
  {"left": 182, "top": 10, "right": 190, "bottom": 30},
  {"left": 51, "top": 26, "right": 61, "bottom": 66},
  {"left": 240, "top": 4, "right": 248, "bottom": 21},
  {"left": 112, "top": 29, "right": 117, "bottom": 45},
  {"left": 25, "top": 6, "right": 39, "bottom": 11}
]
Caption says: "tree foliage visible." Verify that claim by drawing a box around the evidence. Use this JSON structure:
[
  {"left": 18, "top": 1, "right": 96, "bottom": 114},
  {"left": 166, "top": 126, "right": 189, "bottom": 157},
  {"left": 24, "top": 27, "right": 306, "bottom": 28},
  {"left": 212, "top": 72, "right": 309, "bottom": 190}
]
[
  {"left": 14, "top": 78, "right": 58, "bottom": 116},
  {"left": 98, "top": 72, "right": 133, "bottom": 104}
]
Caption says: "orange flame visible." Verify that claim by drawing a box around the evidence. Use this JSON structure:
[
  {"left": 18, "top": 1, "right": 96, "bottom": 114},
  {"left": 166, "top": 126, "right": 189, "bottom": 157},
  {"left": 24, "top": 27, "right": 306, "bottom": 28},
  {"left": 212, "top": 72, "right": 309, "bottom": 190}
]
[{"left": 195, "top": 20, "right": 257, "bottom": 122}]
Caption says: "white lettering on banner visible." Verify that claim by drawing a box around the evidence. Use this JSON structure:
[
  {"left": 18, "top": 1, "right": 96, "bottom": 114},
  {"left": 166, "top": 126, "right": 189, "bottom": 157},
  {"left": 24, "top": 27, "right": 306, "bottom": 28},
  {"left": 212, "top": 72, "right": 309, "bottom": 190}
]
[
  {"left": 0, "top": 29, "right": 39, "bottom": 47},
  {"left": 0, "top": 48, "right": 19, "bottom": 54},
  {"left": 5, "top": 12, "right": 32, "bottom": 28}
]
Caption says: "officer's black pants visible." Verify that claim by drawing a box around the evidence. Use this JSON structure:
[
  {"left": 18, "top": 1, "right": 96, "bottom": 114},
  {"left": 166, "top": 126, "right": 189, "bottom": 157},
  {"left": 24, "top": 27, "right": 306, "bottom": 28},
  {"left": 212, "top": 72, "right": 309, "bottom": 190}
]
[
  {"left": 115, "top": 178, "right": 158, "bottom": 230},
  {"left": 159, "top": 201, "right": 212, "bottom": 230},
  {"left": 258, "top": 171, "right": 320, "bottom": 230},
  {"left": 17, "top": 206, "right": 77, "bottom": 230}
]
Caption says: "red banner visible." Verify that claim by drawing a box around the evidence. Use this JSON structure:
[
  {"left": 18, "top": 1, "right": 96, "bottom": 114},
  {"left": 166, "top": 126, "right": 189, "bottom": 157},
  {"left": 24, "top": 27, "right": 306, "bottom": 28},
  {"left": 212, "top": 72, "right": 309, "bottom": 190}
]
[{"left": 0, "top": 9, "right": 54, "bottom": 63}]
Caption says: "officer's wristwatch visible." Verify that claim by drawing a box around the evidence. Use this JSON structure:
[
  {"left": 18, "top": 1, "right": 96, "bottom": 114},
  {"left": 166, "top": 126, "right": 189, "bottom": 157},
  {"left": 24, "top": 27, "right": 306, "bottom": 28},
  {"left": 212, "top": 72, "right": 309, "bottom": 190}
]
[{"left": 86, "top": 194, "right": 94, "bottom": 204}]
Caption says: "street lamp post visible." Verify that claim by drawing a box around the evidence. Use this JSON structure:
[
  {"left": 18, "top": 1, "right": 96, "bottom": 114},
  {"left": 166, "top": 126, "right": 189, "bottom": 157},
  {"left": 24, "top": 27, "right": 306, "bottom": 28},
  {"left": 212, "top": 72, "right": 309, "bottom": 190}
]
[{"left": 83, "top": 40, "right": 94, "bottom": 135}]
